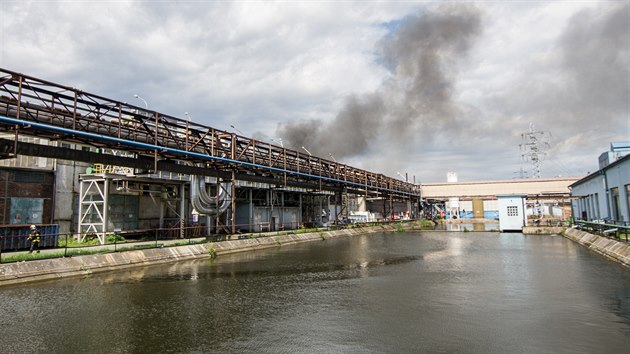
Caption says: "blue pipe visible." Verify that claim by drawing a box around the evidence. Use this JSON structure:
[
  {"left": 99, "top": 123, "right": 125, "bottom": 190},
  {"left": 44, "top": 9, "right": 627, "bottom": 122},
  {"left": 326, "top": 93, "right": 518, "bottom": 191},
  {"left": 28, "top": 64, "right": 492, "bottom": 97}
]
[{"left": 0, "top": 115, "right": 418, "bottom": 197}]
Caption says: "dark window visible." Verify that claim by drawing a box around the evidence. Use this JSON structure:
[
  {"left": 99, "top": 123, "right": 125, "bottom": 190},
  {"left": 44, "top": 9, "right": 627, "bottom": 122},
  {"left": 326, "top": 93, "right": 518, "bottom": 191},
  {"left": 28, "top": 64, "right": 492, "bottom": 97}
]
[
  {"left": 611, "top": 187, "right": 621, "bottom": 221},
  {"left": 13, "top": 170, "right": 47, "bottom": 184}
]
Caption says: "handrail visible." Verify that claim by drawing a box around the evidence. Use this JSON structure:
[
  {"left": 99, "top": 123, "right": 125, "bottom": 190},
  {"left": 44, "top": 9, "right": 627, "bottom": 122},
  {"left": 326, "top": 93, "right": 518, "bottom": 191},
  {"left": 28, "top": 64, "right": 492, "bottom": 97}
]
[{"left": 574, "top": 219, "right": 630, "bottom": 242}]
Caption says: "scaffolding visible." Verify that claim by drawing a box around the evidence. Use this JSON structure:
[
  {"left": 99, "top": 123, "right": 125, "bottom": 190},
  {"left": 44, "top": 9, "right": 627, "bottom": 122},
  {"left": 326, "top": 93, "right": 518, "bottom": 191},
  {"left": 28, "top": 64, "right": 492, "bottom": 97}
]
[{"left": 78, "top": 176, "right": 108, "bottom": 243}]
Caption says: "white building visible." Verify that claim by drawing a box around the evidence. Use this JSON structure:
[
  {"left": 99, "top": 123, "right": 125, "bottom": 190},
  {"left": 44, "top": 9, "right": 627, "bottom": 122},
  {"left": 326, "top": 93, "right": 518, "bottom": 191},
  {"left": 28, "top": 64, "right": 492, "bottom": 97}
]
[{"left": 497, "top": 195, "right": 527, "bottom": 231}]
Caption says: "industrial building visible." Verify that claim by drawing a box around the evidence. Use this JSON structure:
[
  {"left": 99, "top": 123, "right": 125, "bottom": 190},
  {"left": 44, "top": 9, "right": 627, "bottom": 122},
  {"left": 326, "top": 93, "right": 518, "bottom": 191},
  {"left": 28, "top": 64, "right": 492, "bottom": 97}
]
[
  {"left": 0, "top": 68, "right": 419, "bottom": 245},
  {"left": 570, "top": 143, "right": 630, "bottom": 223},
  {"left": 421, "top": 172, "right": 579, "bottom": 227}
]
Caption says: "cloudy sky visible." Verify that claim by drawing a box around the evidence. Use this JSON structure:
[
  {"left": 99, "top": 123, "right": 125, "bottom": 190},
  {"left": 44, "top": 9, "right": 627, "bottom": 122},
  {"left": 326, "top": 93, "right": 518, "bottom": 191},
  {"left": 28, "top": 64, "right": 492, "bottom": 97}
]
[{"left": 1, "top": 0, "right": 628, "bottom": 183}]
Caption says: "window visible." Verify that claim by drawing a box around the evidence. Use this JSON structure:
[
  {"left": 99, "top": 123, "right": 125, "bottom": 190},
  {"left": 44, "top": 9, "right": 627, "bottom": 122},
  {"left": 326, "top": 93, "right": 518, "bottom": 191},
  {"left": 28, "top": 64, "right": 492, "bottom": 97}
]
[
  {"left": 10, "top": 197, "right": 43, "bottom": 224},
  {"left": 13, "top": 170, "right": 47, "bottom": 183},
  {"left": 594, "top": 193, "right": 600, "bottom": 219},
  {"left": 611, "top": 187, "right": 621, "bottom": 221},
  {"left": 507, "top": 206, "right": 519, "bottom": 216}
]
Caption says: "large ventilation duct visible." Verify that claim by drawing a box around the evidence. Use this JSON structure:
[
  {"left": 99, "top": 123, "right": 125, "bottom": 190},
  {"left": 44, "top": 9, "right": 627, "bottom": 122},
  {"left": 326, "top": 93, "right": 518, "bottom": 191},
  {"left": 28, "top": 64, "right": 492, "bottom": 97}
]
[{"left": 190, "top": 174, "right": 230, "bottom": 216}]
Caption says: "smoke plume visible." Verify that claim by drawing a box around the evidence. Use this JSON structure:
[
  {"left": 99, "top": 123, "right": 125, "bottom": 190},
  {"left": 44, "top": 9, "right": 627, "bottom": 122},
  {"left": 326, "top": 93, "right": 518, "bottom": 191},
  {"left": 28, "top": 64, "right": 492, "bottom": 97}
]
[
  {"left": 277, "top": 5, "right": 482, "bottom": 163},
  {"left": 559, "top": 1, "right": 629, "bottom": 127}
]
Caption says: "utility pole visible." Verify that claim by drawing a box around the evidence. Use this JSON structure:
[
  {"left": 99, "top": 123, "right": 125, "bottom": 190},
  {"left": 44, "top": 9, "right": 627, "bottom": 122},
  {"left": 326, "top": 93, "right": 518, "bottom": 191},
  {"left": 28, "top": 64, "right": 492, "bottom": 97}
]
[
  {"left": 519, "top": 123, "right": 550, "bottom": 179},
  {"left": 513, "top": 167, "right": 529, "bottom": 179}
]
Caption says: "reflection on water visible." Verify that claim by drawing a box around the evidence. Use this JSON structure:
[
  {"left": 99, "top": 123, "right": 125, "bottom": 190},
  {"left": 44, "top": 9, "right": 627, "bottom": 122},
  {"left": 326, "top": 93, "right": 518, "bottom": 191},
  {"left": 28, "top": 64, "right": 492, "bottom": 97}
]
[
  {"left": 435, "top": 222, "right": 500, "bottom": 232},
  {"left": 0, "top": 232, "right": 629, "bottom": 353}
]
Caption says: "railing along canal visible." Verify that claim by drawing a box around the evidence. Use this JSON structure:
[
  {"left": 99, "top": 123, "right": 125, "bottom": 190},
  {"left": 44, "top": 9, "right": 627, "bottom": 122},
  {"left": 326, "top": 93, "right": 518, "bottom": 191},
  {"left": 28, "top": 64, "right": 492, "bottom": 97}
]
[
  {"left": 574, "top": 219, "right": 630, "bottom": 242},
  {"left": 0, "top": 220, "right": 420, "bottom": 264}
]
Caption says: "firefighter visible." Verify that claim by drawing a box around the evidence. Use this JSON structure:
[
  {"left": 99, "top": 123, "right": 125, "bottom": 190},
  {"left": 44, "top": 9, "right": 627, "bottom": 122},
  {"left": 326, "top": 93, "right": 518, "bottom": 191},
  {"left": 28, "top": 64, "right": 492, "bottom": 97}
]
[{"left": 27, "top": 224, "right": 41, "bottom": 253}]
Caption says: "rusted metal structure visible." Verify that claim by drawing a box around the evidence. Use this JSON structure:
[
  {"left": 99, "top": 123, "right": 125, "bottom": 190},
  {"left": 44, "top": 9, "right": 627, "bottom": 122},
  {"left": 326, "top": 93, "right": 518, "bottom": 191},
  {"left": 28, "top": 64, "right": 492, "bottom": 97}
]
[{"left": 0, "top": 68, "right": 419, "bottom": 238}]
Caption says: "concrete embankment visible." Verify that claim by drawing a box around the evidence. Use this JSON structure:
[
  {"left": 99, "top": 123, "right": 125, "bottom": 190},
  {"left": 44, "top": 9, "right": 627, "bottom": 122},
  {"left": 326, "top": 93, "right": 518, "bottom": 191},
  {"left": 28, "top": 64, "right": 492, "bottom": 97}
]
[
  {"left": 522, "top": 226, "right": 566, "bottom": 235},
  {"left": 0, "top": 224, "right": 401, "bottom": 286},
  {"left": 563, "top": 227, "right": 630, "bottom": 267}
]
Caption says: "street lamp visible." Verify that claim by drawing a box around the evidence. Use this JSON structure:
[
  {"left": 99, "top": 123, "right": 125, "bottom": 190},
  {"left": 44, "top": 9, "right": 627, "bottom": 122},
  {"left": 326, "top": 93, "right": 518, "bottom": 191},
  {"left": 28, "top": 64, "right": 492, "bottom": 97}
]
[
  {"left": 396, "top": 171, "right": 406, "bottom": 181},
  {"left": 133, "top": 94, "right": 148, "bottom": 109},
  {"left": 302, "top": 146, "right": 312, "bottom": 156},
  {"left": 230, "top": 124, "right": 244, "bottom": 135},
  {"left": 328, "top": 153, "right": 337, "bottom": 163},
  {"left": 184, "top": 112, "right": 191, "bottom": 148},
  {"left": 271, "top": 138, "right": 283, "bottom": 148}
]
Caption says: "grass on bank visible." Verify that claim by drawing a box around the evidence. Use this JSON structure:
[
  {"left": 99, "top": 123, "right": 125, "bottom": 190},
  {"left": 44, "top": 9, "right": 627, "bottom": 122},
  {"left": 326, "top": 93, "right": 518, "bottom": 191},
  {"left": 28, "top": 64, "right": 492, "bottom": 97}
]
[
  {"left": 56, "top": 233, "right": 126, "bottom": 248},
  {"left": 1, "top": 221, "right": 429, "bottom": 264},
  {"left": 1, "top": 235, "right": 210, "bottom": 263},
  {"left": 0, "top": 247, "right": 114, "bottom": 263}
]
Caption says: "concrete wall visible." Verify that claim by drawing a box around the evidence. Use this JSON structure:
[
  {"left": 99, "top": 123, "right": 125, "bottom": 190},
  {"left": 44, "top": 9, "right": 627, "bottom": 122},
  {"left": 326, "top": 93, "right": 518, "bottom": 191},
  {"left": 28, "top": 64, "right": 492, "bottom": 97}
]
[
  {"left": 564, "top": 227, "right": 630, "bottom": 267},
  {"left": 0, "top": 224, "right": 404, "bottom": 286},
  {"left": 53, "top": 160, "right": 85, "bottom": 234},
  {"left": 138, "top": 193, "right": 165, "bottom": 229},
  {"left": 522, "top": 226, "right": 565, "bottom": 235}
]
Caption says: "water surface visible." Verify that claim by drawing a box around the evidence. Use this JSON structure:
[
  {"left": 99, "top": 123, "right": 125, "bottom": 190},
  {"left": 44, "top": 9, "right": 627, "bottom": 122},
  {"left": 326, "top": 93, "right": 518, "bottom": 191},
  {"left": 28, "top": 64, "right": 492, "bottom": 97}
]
[{"left": 1, "top": 232, "right": 629, "bottom": 353}]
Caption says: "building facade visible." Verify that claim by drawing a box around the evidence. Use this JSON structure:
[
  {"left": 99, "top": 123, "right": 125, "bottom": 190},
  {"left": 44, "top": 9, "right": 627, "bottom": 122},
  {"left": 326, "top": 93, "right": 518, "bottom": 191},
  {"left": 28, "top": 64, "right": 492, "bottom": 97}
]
[
  {"left": 421, "top": 177, "right": 579, "bottom": 222},
  {"left": 570, "top": 154, "right": 630, "bottom": 223}
]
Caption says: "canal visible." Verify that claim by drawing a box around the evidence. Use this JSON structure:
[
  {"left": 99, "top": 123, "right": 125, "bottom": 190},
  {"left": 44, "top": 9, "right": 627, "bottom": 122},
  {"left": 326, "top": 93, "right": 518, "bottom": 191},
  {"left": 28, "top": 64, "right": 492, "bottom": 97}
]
[{"left": 1, "top": 231, "right": 629, "bottom": 353}]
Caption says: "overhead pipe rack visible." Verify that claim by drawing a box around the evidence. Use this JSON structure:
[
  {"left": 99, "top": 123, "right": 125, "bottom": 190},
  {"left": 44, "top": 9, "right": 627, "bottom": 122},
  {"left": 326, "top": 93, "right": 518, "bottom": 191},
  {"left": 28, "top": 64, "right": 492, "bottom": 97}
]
[{"left": 0, "top": 68, "right": 419, "bottom": 200}]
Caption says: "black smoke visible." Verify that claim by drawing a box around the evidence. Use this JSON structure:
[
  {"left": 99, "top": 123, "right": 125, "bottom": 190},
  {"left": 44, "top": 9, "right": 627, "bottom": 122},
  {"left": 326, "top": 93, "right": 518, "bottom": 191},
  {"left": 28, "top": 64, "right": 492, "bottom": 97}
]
[{"left": 277, "top": 5, "right": 483, "bottom": 161}]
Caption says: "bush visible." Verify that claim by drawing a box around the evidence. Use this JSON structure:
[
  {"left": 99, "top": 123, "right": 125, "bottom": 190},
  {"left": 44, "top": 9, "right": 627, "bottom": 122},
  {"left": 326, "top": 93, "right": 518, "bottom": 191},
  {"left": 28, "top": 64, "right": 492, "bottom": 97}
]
[
  {"left": 106, "top": 233, "right": 126, "bottom": 243},
  {"left": 57, "top": 235, "right": 101, "bottom": 247},
  {"left": 419, "top": 219, "right": 435, "bottom": 229}
]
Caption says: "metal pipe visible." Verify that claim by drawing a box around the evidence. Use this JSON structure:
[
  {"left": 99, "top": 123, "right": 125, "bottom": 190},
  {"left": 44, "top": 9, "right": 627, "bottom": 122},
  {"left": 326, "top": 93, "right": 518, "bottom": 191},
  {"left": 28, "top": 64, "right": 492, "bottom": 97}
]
[
  {"left": 196, "top": 176, "right": 217, "bottom": 205},
  {"left": 190, "top": 174, "right": 230, "bottom": 216},
  {"left": 190, "top": 175, "right": 216, "bottom": 215}
]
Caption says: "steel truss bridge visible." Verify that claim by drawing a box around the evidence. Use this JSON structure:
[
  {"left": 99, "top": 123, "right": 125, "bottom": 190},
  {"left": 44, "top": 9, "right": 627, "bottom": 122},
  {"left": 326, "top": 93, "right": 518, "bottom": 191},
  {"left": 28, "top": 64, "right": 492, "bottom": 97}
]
[{"left": 0, "top": 68, "right": 420, "bottom": 237}]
